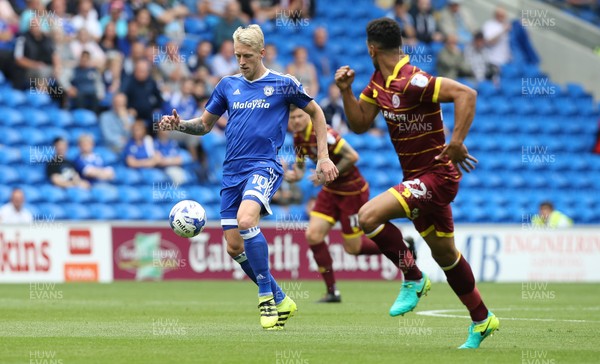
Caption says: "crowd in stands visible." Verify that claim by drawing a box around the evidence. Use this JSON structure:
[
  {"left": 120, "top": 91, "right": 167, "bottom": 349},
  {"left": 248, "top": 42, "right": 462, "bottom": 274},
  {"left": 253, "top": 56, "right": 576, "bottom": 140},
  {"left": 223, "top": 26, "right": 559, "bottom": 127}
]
[{"left": 0, "top": 0, "right": 590, "bottom": 223}]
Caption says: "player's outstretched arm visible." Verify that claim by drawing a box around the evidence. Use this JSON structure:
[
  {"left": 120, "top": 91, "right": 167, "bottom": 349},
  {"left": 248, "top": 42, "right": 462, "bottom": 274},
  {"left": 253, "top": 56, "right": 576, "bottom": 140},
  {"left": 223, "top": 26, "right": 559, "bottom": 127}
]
[
  {"left": 334, "top": 66, "right": 379, "bottom": 134},
  {"left": 434, "top": 77, "right": 479, "bottom": 173},
  {"left": 302, "top": 100, "right": 339, "bottom": 184},
  {"left": 158, "top": 109, "right": 220, "bottom": 136}
]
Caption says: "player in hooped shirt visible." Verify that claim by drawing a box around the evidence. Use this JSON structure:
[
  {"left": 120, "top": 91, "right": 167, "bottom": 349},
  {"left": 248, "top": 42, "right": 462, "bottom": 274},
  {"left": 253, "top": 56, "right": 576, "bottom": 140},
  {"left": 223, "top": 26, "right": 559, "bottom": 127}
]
[
  {"left": 285, "top": 105, "right": 382, "bottom": 302},
  {"left": 159, "top": 25, "right": 338, "bottom": 330},
  {"left": 334, "top": 18, "right": 498, "bottom": 348}
]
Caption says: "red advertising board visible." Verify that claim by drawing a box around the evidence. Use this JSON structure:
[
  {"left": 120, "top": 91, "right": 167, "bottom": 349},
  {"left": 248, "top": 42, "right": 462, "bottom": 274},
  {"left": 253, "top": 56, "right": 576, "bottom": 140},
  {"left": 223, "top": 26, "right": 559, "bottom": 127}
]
[{"left": 112, "top": 226, "right": 400, "bottom": 280}]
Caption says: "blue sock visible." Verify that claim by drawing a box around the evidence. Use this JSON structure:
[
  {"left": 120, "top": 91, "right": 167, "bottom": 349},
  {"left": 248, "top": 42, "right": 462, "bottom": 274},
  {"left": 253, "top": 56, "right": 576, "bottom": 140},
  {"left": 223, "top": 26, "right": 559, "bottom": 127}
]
[
  {"left": 240, "top": 226, "right": 284, "bottom": 303},
  {"left": 233, "top": 252, "right": 257, "bottom": 284}
]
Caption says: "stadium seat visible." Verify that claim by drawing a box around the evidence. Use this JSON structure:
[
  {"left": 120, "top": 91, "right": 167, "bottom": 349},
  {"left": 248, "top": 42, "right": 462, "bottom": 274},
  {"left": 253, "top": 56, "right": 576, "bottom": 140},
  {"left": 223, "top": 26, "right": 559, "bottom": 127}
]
[
  {"left": 20, "top": 185, "right": 43, "bottom": 203},
  {"left": 26, "top": 91, "right": 52, "bottom": 107},
  {"left": 47, "top": 109, "right": 74, "bottom": 128},
  {"left": 95, "top": 147, "right": 119, "bottom": 165},
  {"left": 91, "top": 184, "right": 119, "bottom": 203},
  {"left": 18, "top": 166, "right": 46, "bottom": 185},
  {"left": 0, "top": 107, "right": 24, "bottom": 126},
  {"left": 0, "top": 89, "right": 26, "bottom": 107},
  {"left": 114, "top": 166, "right": 143, "bottom": 185},
  {"left": 20, "top": 127, "right": 47, "bottom": 146},
  {"left": 117, "top": 185, "right": 144, "bottom": 203},
  {"left": 38, "top": 203, "right": 67, "bottom": 220},
  {"left": 115, "top": 203, "right": 143, "bottom": 220},
  {"left": 139, "top": 168, "right": 169, "bottom": 185},
  {"left": 0, "top": 146, "right": 21, "bottom": 164},
  {"left": 64, "top": 203, "right": 92, "bottom": 220},
  {"left": 90, "top": 203, "right": 117, "bottom": 220},
  {"left": 39, "top": 184, "right": 67, "bottom": 203},
  {"left": 21, "top": 107, "right": 51, "bottom": 127},
  {"left": 72, "top": 109, "right": 98, "bottom": 127},
  {"left": 0, "top": 166, "right": 20, "bottom": 184},
  {"left": 66, "top": 187, "right": 92, "bottom": 203}
]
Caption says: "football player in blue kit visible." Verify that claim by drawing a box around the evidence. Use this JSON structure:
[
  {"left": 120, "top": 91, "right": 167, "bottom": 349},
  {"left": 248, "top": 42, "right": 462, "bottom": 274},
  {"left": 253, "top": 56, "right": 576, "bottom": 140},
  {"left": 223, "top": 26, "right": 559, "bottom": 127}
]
[{"left": 159, "top": 24, "right": 338, "bottom": 330}]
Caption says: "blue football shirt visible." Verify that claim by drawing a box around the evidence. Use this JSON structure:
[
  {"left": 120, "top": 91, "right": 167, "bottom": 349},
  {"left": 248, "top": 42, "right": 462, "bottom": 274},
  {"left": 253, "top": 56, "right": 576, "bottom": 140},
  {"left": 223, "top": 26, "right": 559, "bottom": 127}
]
[{"left": 205, "top": 70, "right": 312, "bottom": 184}]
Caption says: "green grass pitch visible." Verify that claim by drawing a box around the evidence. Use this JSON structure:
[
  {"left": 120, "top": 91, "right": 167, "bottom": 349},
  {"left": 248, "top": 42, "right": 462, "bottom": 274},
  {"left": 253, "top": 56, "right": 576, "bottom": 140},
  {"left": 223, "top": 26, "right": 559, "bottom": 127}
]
[{"left": 1, "top": 281, "right": 599, "bottom": 363}]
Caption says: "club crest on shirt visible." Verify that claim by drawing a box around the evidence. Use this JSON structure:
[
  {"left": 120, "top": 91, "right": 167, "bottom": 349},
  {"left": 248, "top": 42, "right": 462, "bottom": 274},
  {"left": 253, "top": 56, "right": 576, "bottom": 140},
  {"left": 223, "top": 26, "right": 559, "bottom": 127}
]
[
  {"left": 410, "top": 74, "right": 428, "bottom": 88},
  {"left": 263, "top": 85, "right": 274, "bottom": 96},
  {"left": 392, "top": 94, "right": 400, "bottom": 108}
]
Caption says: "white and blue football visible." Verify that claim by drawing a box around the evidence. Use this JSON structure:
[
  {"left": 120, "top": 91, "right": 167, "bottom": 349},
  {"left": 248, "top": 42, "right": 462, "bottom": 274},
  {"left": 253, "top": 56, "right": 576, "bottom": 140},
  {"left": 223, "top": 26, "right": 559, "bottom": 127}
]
[{"left": 169, "top": 200, "right": 207, "bottom": 238}]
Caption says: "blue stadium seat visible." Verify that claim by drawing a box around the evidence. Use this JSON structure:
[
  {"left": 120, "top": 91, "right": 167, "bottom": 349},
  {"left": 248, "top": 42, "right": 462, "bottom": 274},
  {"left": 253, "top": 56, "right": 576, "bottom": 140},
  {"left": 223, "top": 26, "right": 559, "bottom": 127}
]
[
  {"left": 90, "top": 203, "right": 117, "bottom": 220},
  {"left": 0, "top": 166, "right": 20, "bottom": 184},
  {"left": 20, "top": 127, "right": 47, "bottom": 145},
  {"left": 66, "top": 187, "right": 92, "bottom": 203},
  {"left": 1, "top": 127, "right": 22, "bottom": 145},
  {"left": 115, "top": 203, "right": 143, "bottom": 220},
  {"left": 39, "top": 184, "right": 67, "bottom": 203},
  {"left": 20, "top": 185, "right": 42, "bottom": 203},
  {"left": 139, "top": 204, "right": 165, "bottom": 220},
  {"left": 342, "top": 133, "right": 366, "bottom": 150},
  {"left": 18, "top": 166, "right": 46, "bottom": 185},
  {"left": 0, "top": 146, "right": 21, "bottom": 164},
  {"left": 140, "top": 168, "right": 169, "bottom": 185},
  {"left": 64, "top": 203, "right": 92, "bottom": 220},
  {"left": 38, "top": 203, "right": 67, "bottom": 220},
  {"left": 188, "top": 186, "right": 219, "bottom": 205},
  {"left": 114, "top": 166, "right": 143, "bottom": 185},
  {"left": 26, "top": 91, "right": 52, "bottom": 107},
  {"left": 0, "top": 107, "right": 24, "bottom": 126},
  {"left": 95, "top": 147, "right": 119, "bottom": 165},
  {"left": 91, "top": 184, "right": 119, "bottom": 203},
  {"left": 1, "top": 89, "right": 26, "bottom": 107},
  {"left": 117, "top": 185, "right": 144, "bottom": 203},
  {"left": 21, "top": 107, "right": 51, "bottom": 127},
  {"left": 47, "top": 109, "right": 74, "bottom": 128},
  {"left": 72, "top": 109, "right": 98, "bottom": 127}
]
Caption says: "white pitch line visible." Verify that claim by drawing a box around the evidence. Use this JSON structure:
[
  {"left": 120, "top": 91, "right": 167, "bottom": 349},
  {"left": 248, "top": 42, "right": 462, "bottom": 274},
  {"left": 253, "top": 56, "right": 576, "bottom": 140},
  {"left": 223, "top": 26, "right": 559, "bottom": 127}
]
[{"left": 416, "top": 308, "right": 600, "bottom": 323}]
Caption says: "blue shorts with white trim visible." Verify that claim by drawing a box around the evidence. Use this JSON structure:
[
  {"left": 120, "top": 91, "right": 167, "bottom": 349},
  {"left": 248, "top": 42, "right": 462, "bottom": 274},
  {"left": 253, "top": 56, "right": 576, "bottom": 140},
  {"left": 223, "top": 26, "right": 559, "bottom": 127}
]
[{"left": 220, "top": 167, "right": 282, "bottom": 230}]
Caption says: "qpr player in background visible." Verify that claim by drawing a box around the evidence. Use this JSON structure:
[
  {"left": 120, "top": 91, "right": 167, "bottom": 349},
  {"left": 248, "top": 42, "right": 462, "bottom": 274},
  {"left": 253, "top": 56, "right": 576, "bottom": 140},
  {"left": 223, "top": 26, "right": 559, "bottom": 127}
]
[
  {"left": 159, "top": 25, "right": 338, "bottom": 330},
  {"left": 334, "top": 18, "right": 498, "bottom": 348}
]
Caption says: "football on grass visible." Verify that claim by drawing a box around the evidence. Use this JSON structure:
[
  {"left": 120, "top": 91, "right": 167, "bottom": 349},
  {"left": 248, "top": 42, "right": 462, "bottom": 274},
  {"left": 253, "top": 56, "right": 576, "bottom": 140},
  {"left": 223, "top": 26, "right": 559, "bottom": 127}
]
[{"left": 169, "top": 200, "right": 207, "bottom": 238}]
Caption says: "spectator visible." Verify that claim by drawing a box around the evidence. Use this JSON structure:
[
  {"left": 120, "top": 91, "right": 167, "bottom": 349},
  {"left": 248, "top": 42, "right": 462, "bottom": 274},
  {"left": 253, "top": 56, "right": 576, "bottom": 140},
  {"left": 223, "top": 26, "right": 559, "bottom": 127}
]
[
  {"left": 121, "top": 59, "right": 163, "bottom": 125},
  {"left": 124, "top": 119, "right": 161, "bottom": 168},
  {"left": 74, "top": 134, "right": 115, "bottom": 183},
  {"left": 118, "top": 20, "right": 143, "bottom": 56},
  {"left": 310, "top": 27, "right": 333, "bottom": 77},
  {"left": 68, "top": 50, "right": 104, "bottom": 112},
  {"left": 71, "top": 0, "right": 102, "bottom": 41},
  {"left": 46, "top": 137, "right": 90, "bottom": 189},
  {"left": 19, "top": 0, "right": 49, "bottom": 34},
  {"left": 206, "top": 0, "right": 235, "bottom": 17},
  {"left": 100, "top": 0, "right": 128, "bottom": 39},
  {"left": 102, "top": 51, "right": 123, "bottom": 94},
  {"left": 0, "top": 188, "right": 34, "bottom": 224},
  {"left": 409, "top": 0, "right": 443, "bottom": 44},
  {"left": 436, "top": 33, "right": 473, "bottom": 79},
  {"left": 464, "top": 31, "right": 498, "bottom": 83},
  {"left": 250, "top": 0, "right": 282, "bottom": 23},
  {"left": 263, "top": 43, "right": 284, "bottom": 73},
  {"left": 155, "top": 130, "right": 187, "bottom": 185},
  {"left": 100, "top": 22, "right": 119, "bottom": 55},
  {"left": 122, "top": 41, "right": 146, "bottom": 76},
  {"left": 14, "top": 17, "right": 59, "bottom": 90},
  {"left": 212, "top": 1, "right": 245, "bottom": 49},
  {"left": 211, "top": 39, "right": 238, "bottom": 77},
  {"left": 135, "top": 8, "right": 158, "bottom": 44},
  {"left": 187, "top": 40, "right": 213, "bottom": 73},
  {"left": 0, "top": 12, "right": 16, "bottom": 77},
  {"left": 438, "top": 0, "right": 477, "bottom": 45},
  {"left": 70, "top": 28, "right": 107, "bottom": 70},
  {"left": 0, "top": 0, "right": 19, "bottom": 28},
  {"left": 320, "top": 83, "right": 348, "bottom": 134},
  {"left": 146, "top": 0, "right": 189, "bottom": 41},
  {"left": 165, "top": 78, "right": 202, "bottom": 162},
  {"left": 100, "top": 92, "right": 135, "bottom": 153},
  {"left": 482, "top": 7, "right": 512, "bottom": 68},
  {"left": 47, "top": 0, "right": 76, "bottom": 38},
  {"left": 286, "top": 46, "right": 319, "bottom": 96},
  {"left": 532, "top": 201, "right": 573, "bottom": 228},
  {"left": 386, "top": 0, "right": 416, "bottom": 43},
  {"left": 157, "top": 41, "right": 191, "bottom": 93}
]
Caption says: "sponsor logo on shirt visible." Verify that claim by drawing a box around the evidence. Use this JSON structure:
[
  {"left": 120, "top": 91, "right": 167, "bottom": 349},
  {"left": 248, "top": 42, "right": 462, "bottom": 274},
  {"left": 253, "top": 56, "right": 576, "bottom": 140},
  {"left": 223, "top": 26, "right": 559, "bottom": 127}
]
[{"left": 231, "top": 99, "right": 271, "bottom": 110}]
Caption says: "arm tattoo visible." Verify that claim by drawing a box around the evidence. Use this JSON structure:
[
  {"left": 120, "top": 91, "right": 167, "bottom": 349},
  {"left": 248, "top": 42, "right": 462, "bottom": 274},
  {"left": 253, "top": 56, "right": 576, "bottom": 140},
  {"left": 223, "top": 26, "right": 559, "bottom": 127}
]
[{"left": 180, "top": 118, "right": 207, "bottom": 135}]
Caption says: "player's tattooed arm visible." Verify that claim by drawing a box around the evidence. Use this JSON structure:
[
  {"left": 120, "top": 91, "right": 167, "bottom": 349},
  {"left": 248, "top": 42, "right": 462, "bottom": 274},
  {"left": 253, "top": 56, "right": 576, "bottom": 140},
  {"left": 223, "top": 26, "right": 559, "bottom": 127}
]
[
  {"left": 159, "top": 109, "right": 219, "bottom": 136},
  {"left": 334, "top": 142, "right": 359, "bottom": 174}
]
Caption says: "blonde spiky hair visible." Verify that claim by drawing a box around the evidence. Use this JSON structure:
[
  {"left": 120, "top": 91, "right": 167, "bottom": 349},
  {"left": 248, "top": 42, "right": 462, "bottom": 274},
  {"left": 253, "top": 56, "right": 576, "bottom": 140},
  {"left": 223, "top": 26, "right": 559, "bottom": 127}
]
[{"left": 232, "top": 24, "right": 265, "bottom": 53}]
